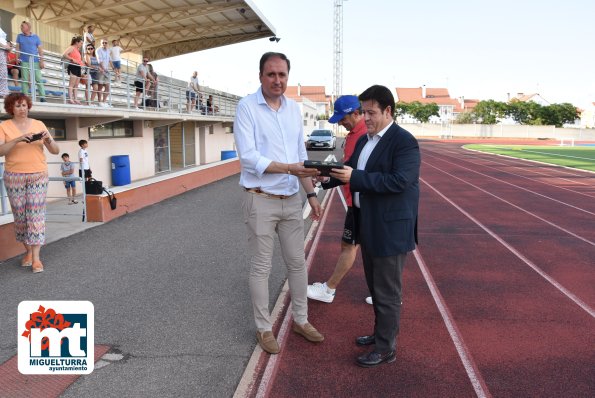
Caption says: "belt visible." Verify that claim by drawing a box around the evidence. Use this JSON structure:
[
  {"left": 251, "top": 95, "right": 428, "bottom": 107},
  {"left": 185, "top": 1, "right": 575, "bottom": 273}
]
[{"left": 244, "top": 188, "right": 297, "bottom": 200}]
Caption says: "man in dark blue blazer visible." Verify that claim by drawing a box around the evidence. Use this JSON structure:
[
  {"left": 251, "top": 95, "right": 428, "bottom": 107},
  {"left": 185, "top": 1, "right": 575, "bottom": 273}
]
[{"left": 322, "top": 85, "right": 420, "bottom": 367}]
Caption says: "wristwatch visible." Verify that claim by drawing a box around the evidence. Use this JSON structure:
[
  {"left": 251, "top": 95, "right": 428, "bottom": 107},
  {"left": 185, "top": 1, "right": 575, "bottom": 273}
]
[{"left": 306, "top": 192, "right": 317, "bottom": 199}]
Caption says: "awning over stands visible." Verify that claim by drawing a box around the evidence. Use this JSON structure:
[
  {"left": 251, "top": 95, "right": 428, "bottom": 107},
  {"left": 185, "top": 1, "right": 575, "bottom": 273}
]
[{"left": 23, "top": 0, "right": 276, "bottom": 61}]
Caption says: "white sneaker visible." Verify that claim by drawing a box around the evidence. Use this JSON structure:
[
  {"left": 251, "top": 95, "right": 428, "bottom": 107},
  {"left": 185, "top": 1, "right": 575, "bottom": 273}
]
[
  {"left": 307, "top": 282, "right": 335, "bottom": 303},
  {"left": 365, "top": 296, "right": 373, "bottom": 305}
]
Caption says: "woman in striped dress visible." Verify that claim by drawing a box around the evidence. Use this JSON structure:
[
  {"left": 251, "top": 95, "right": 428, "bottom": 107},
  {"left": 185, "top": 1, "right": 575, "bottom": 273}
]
[{"left": 0, "top": 93, "right": 60, "bottom": 272}]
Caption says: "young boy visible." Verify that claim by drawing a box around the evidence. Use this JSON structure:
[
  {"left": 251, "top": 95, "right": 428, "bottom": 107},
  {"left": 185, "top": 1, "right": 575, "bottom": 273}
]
[
  {"left": 110, "top": 39, "right": 122, "bottom": 82},
  {"left": 78, "top": 139, "right": 92, "bottom": 181},
  {"left": 60, "top": 153, "right": 78, "bottom": 204}
]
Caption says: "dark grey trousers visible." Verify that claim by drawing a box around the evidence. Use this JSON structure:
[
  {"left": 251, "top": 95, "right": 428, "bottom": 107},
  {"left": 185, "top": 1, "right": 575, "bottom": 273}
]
[{"left": 361, "top": 245, "right": 407, "bottom": 353}]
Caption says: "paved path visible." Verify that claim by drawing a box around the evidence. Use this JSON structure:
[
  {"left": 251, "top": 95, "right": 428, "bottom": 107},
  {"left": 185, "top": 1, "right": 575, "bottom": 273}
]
[{"left": 0, "top": 146, "right": 339, "bottom": 397}]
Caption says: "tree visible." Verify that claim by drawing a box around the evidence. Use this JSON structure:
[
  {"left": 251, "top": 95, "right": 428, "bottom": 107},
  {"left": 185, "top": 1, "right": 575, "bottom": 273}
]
[
  {"left": 506, "top": 100, "right": 541, "bottom": 125},
  {"left": 454, "top": 111, "right": 477, "bottom": 124},
  {"left": 542, "top": 103, "right": 578, "bottom": 127},
  {"left": 396, "top": 101, "right": 439, "bottom": 123},
  {"left": 472, "top": 100, "right": 507, "bottom": 124}
]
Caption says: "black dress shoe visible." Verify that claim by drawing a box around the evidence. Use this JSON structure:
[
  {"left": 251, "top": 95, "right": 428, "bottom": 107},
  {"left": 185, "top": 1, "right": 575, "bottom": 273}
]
[
  {"left": 355, "top": 335, "right": 375, "bottom": 346},
  {"left": 356, "top": 350, "right": 396, "bottom": 368}
]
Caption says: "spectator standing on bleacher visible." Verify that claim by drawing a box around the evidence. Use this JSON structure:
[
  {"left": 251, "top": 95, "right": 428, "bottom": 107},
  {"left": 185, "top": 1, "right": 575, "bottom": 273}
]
[
  {"left": 83, "top": 44, "right": 100, "bottom": 105},
  {"left": 83, "top": 25, "right": 95, "bottom": 54},
  {"left": 62, "top": 37, "right": 84, "bottom": 104},
  {"left": 0, "top": 20, "right": 11, "bottom": 98},
  {"left": 186, "top": 71, "right": 199, "bottom": 112},
  {"left": 133, "top": 56, "right": 150, "bottom": 109},
  {"left": 110, "top": 39, "right": 122, "bottom": 82},
  {"left": 96, "top": 39, "right": 112, "bottom": 107},
  {"left": 15, "top": 21, "right": 46, "bottom": 102},
  {"left": 146, "top": 63, "right": 159, "bottom": 107}
]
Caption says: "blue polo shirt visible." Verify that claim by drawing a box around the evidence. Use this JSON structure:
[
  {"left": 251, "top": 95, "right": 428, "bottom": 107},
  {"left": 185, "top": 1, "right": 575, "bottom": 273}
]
[{"left": 16, "top": 33, "right": 41, "bottom": 62}]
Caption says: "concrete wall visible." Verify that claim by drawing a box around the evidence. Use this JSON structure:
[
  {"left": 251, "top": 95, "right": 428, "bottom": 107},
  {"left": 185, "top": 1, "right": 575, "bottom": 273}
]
[{"left": 21, "top": 118, "right": 236, "bottom": 205}]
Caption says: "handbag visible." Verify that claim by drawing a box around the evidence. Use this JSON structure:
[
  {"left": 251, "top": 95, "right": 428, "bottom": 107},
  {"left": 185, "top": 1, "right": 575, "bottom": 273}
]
[
  {"left": 85, "top": 178, "right": 103, "bottom": 195},
  {"left": 103, "top": 188, "right": 117, "bottom": 210}
]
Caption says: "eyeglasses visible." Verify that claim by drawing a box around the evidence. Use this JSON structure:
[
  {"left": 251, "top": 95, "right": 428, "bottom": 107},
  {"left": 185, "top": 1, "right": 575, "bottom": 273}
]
[
  {"left": 87, "top": 48, "right": 93, "bottom": 51},
  {"left": 102, "top": 42, "right": 107, "bottom": 45},
  {"left": 143, "top": 60, "right": 149, "bottom": 63}
]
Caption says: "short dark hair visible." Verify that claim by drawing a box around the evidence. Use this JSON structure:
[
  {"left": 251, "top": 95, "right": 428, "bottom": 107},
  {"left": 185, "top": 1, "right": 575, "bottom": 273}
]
[
  {"left": 259, "top": 52, "right": 290, "bottom": 75},
  {"left": 78, "top": 139, "right": 87, "bottom": 147},
  {"left": 4, "top": 93, "right": 32, "bottom": 115},
  {"left": 61, "top": 153, "right": 70, "bottom": 159},
  {"left": 71, "top": 36, "right": 83, "bottom": 45},
  {"left": 358, "top": 85, "right": 395, "bottom": 117}
]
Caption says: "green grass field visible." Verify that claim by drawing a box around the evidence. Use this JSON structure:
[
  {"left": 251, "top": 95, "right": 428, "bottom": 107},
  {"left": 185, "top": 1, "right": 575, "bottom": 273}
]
[{"left": 464, "top": 145, "right": 595, "bottom": 172}]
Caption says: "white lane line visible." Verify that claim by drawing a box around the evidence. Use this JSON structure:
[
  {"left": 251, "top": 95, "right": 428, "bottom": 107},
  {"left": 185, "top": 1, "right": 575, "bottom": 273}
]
[
  {"left": 413, "top": 249, "right": 491, "bottom": 398},
  {"left": 520, "top": 148, "right": 594, "bottom": 161},
  {"left": 254, "top": 188, "right": 336, "bottom": 398},
  {"left": 422, "top": 152, "right": 595, "bottom": 216},
  {"left": 422, "top": 161, "right": 595, "bottom": 247},
  {"left": 460, "top": 148, "right": 595, "bottom": 188},
  {"left": 437, "top": 145, "right": 595, "bottom": 190},
  {"left": 421, "top": 177, "right": 595, "bottom": 318},
  {"left": 428, "top": 148, "right": 595, "bottom": 197},
  {"left": 337, "top": 181, "right": 489, "bottom": 396}
]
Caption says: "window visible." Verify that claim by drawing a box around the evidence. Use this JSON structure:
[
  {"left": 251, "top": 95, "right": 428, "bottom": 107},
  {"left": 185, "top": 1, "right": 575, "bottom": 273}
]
[
  {"left": 40, "top": 119, "right": 66, "bottom": 140},
  {"left": 89, "top": 121, "right": 133, "bottom": 138}
]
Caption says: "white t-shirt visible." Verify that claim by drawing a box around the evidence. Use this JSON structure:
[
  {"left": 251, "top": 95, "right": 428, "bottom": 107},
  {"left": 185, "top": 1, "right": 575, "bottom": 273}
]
[
  {"left": 96, "top": 47, "right": 111, "bottom": 70},
  {"left": 187, "top": 76, "right": 199, "bottom": 92},
  {"left": 78, "top": 148, "right": 90, "bottom": 170},
  {"left": 110, "top": 46, "right": 122, "bottom": 61}
]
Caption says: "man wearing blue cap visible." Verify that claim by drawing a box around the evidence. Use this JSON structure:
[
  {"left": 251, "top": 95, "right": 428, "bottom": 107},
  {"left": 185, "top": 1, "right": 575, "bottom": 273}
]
[{"left": 307, "top": 95, "right": 371, "bottom": 304}]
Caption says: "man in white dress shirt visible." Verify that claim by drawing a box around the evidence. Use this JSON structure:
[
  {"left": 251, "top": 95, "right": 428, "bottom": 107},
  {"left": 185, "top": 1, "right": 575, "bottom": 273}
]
[{"left": 234, "top": 52, "right": 324, "bottom": 354}]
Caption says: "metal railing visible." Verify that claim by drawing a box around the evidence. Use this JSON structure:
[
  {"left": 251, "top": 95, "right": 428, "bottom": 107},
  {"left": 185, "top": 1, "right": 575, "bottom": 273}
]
[
  {"left": 6, "top": 48, "right": 240, "bottom": 116},
  {"left": 0, "top": 161, "right": 86, "bottom": 221}
]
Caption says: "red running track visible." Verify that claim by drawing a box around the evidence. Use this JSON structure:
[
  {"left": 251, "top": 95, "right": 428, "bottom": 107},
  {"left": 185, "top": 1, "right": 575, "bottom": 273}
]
[{"left": 238, "top": 139, "right": 594, "bottom": 398}]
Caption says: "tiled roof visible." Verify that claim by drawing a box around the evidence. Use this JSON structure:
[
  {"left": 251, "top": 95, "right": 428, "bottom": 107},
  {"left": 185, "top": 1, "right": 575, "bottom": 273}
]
[
  {"left": 463, "top": 99, "right": 480, "bottom": 110},
  {"left": 513, "top": 93, "right": 538, "bottom": 102},
  {"left": 395, "top": 87, "right": 463, "bottom": 112},
  {"left": 285, "top": 86, "right": 330, "bottom": 103}
]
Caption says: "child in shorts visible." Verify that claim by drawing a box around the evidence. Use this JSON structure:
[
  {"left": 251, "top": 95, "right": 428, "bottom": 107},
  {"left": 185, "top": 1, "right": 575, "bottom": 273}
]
[{"left": 61, "top": 153, "right": 78, "bottom": 204}]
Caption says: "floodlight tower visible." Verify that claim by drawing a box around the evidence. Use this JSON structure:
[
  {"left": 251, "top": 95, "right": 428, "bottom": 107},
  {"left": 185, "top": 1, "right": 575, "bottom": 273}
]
[{"left": 333, "top": 0, "right": 343, "bottom": 101}]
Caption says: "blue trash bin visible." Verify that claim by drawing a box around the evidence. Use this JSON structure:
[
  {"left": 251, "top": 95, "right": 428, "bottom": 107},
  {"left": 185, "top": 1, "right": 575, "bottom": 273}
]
[
  {"left": 111, "top": 155, "right": 131, "bottom": 186},
  {"left": 221, "top": 150, "right": 237, "bottom": 160}
]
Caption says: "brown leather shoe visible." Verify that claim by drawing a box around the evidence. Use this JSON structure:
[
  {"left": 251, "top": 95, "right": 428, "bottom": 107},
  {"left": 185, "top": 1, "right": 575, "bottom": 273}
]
[
  {"left": 256, "top": 331, "right": 280, "bottom": 354},
  {"left": 292, "top": 322, "right": 324, "bottom": 343}
]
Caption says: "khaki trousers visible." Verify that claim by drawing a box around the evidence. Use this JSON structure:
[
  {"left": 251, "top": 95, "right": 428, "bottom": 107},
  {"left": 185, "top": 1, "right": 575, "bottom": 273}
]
[{"left": 243, "top": 191, "right": 308, "bottom": 331}]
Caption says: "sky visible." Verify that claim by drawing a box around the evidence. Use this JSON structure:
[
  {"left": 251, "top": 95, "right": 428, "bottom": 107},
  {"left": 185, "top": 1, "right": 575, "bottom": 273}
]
[{"left": 153, "top": 0, "right": 595, "bottom": 108}]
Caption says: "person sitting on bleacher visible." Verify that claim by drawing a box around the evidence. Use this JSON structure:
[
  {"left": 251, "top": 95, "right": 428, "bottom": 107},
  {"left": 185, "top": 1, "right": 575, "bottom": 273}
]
[{"left": 7, "top": 48, "right": 20, "bottom": 87}]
